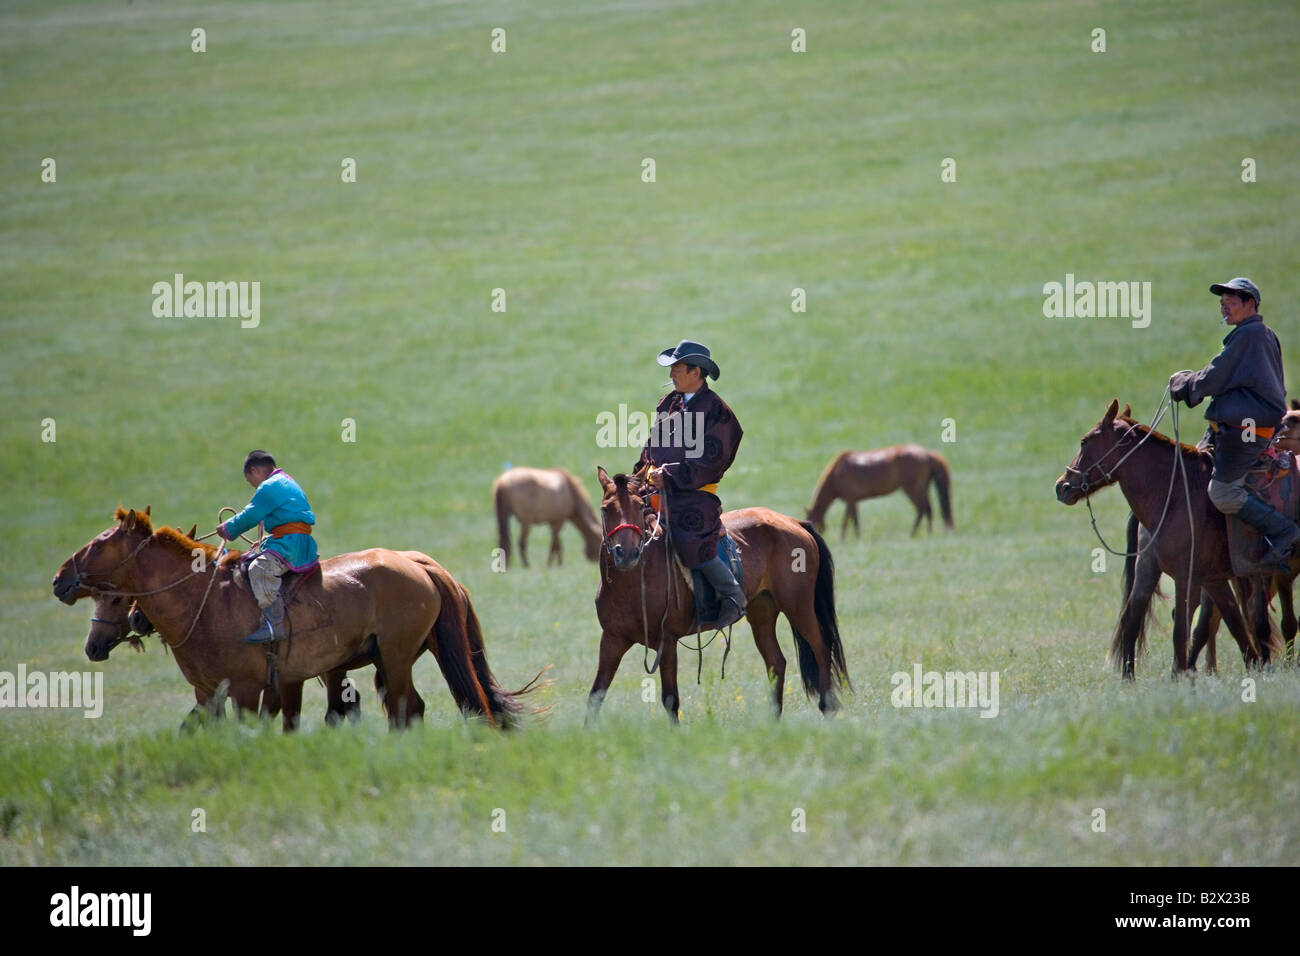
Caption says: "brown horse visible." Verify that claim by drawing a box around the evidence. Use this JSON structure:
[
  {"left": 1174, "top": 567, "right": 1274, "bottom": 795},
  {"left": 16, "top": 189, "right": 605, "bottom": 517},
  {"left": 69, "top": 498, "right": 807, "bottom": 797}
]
[
  {"left": 587, "top": 468, "right": 849, "bottom": 723},
  {"left": 56, "top": 507, "right": 531, "bottom": 729},
  {"left": 493, "top": 467, "right": 602, "bottom": 568},
  {"left": 807, "top": 446, "right": 953, "bottom": 538},
  {"left": 1181, "top": 403, "right": 1300, "bottom": 668},
  {"left": 1056, "top": 400, "right": 1277, "bottom": 676}
]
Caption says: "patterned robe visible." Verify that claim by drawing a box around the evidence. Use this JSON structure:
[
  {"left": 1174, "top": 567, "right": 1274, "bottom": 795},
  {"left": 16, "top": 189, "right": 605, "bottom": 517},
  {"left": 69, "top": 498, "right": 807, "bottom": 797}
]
[{"left": 635, "top": 382, "right": 743, "bottom": 568}]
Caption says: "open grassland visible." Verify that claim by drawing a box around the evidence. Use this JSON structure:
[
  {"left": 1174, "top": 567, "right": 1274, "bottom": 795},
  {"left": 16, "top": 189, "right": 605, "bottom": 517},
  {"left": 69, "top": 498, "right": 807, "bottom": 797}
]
[{"left": 2, "top": 0, "right": 1298, "bottom": 865}]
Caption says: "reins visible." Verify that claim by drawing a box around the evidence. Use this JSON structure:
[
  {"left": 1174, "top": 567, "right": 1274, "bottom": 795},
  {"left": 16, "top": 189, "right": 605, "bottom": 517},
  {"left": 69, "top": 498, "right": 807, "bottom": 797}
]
[{"left": 1070, "top": 389, "right": 1186, "bottom": 558}]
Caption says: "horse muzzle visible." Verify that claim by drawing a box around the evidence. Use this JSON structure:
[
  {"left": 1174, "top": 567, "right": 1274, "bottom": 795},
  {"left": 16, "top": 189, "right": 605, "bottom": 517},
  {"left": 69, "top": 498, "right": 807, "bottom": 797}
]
[
  {"left": 609, "top": 543, "right": 643, "bottom": 571},
  {"left": 1055, "top": 475, "right": 1084, "bottom": 505},
  {"left": 53, "top": 571, "right": 83, "bottom": 605}
]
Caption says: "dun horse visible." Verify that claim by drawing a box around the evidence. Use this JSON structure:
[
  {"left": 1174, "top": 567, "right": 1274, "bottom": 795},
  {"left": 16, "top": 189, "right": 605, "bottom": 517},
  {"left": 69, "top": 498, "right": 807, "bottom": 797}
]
[
  {"left": 1056, "top": 400, "right": 1278, "bottom": 675},
  {"left": 588, "top": 468, "right": 849, "bottom": 723},
  {"left": 807, "top": 445, "right": 953, "bottom": 538},
  {"left": 57, "top": 507, "right": 531, "bottom": 729},
  {"left": 493, "top": 467, "right": 602, "bottom": 568}
]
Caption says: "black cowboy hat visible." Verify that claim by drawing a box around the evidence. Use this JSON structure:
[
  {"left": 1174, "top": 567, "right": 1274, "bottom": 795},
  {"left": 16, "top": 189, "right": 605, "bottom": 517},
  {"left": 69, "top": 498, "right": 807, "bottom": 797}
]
[{"left": 657, "top": 339, "right": 720, "bottom": 380}]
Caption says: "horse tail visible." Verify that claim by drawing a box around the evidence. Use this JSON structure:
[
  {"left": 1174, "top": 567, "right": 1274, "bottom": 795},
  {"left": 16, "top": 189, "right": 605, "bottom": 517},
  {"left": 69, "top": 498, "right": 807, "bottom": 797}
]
[
  {"left": 493, "top": 476, "right": 512, "bottom": 568},
  {"left": 424, "top": 563, "right": 546, "bottom": 730},
  {"left": 457, "top": 580, "right": 549, "bottom": 728},
  {"left": 807, "top": 453, "right": 845, "bottom": 525},
  {"left": 1120, "top": 511, "right": 1139, "bottom": 605},
  {"left": 929, "top": 453, "right": 954, "bottom": 529},
  {"left": 793, "top": 522, "right": 851, "bottom": 700}
]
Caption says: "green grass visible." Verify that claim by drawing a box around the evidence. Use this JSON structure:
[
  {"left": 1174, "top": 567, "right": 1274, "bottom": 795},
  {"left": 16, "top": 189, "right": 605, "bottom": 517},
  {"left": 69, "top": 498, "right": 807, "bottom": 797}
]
[{"left": 2, "top": 0, "right": 1299, "bottom": 865}]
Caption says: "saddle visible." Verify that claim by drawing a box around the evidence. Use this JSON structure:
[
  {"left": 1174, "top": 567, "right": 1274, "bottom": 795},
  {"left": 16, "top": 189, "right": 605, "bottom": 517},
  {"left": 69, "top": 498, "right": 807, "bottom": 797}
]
[
  {"left": 233, "top": 555, "right": 332, "bottom": 636},
  {"left": 1227, "top": 444, "right": 1300, "bottom": 576},
  {"left": 676, "top": 534, "right": 745, "bottom": 631}
]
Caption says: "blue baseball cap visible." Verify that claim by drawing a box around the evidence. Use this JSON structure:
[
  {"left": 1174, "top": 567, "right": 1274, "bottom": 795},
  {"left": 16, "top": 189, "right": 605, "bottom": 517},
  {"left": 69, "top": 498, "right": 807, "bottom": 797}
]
[{"left": 1209, "top": 277, "right": 1260, "bottom": 306}]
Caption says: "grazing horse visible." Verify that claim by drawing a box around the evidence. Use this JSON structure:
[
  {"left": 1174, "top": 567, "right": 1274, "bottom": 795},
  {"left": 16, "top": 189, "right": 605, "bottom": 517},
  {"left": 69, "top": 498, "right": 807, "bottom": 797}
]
[
  {"left": 56, "top": 507, "right": 532, "bottom": 729},
  {"left": 587, "top": 467, "right": 849, "bottom": 723},
  {"left": 807, "top": 445, "right": 953, "bottom": 538},
  {"left": 493, "top": 467, "right": 602, "bottom": 568},
  {"left": 1056, "top": 400, "right": 1275, "bottom": 676}
]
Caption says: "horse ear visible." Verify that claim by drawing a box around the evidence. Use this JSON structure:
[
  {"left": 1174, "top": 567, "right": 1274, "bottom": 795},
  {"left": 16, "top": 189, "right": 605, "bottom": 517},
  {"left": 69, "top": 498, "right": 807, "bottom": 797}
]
[
  {"left": 1120, "top": 403, "right": 1132, "bottom": 419},
  {"left": 1104, "top": 399, "right": 1119, "bottom": 423},
  {"left": 144, "top": 505, "right": 151, "bottom": 517},
  {"left": 1291, "top": 398, "right": 1299, "bottom": 411},
  {"left": 123, "top": 510, "right": 137, "bottom": 531},
  {"left": 597, "top": 467, "right": 613, "bottom": 492},
  {"left": 186, "top": 524, "right": 198, "bottom": 539}
]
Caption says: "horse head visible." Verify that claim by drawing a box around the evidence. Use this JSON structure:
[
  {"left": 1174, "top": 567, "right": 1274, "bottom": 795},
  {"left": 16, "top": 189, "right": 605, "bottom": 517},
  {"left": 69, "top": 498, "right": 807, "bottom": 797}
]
[
  {"left": 84, "top": 591, "right": 152, "bottom": 662},
  {"left": 1275, "top": 407, "right": 1300, "bottom": 456},
  {"left": 597, "top": 466, "right": 651, "bottom": 571},
  {"left": 1056, "top": 399, "right": 1134, "bottom": 505},
  {"left": 53, "top": 506, "right": 155, "bottom": 604}
]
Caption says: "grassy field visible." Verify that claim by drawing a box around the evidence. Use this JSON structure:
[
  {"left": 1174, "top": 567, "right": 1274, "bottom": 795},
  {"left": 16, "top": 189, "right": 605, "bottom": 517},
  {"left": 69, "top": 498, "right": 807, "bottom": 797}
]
[{"left": 2, "top": 0, "right": 1299, "bottom": 865}]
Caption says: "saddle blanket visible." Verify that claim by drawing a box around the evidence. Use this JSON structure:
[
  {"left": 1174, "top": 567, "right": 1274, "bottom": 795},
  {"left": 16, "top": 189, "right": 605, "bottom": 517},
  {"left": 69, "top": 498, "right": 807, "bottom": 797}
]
[{"left": 1228, "top": 448, "right": 1300, "bottom": 576}]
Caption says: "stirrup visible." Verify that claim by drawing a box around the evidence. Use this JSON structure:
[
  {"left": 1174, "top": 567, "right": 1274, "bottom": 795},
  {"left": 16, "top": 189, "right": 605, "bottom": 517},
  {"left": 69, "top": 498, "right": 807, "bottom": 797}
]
[{"left": 244, "top": 615, "right": 283, "bottom": 644}]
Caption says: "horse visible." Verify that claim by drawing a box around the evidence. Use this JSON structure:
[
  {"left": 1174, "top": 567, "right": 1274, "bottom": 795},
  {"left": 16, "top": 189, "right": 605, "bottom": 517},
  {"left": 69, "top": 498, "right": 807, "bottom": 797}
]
[
  {"left": 587, "top": 467, "right": 849, "bottom": 723},
  {"left": 56, "top": 507, "right": 533, "bottom": 729},
  {"left": 1113, "top": 511, "right": 1279, "bottom": 677},
  {"left": 80, "top": 521, "right": 366, "bottom": 730},
  {"left": 1056, "top": 399, "right": 1278, "bottom": 676},
  {"left": 493, "top": 467, "right": 602, "bottom": 568},
  {"left": 807, "top": 445, "right": 953, "bottom": 538},
  {"left": 1181, "top": 403, "right": 1300, "bottom": 668}
]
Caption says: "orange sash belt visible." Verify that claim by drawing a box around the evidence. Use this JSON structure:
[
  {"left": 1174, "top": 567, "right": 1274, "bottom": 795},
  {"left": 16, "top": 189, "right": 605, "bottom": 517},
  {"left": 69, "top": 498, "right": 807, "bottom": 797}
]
[
  {"left": 1210, "top": 422, "right": 1275, "bottom": 439},
  {"left": 648, "top": 483, "right": 719, "bottom": 513},
  {"left": 270, "top": 522, "right": 313, "bottom": 537}
]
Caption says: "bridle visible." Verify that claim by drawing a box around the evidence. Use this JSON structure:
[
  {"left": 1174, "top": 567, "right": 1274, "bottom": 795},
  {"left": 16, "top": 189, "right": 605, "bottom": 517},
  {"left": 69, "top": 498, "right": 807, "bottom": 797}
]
[
  {"left": 1065, "top": 390, "right": 1193, "bottom": 565},
  {"left": 68, "top": 527, "right": 227, "bottom": 650}
]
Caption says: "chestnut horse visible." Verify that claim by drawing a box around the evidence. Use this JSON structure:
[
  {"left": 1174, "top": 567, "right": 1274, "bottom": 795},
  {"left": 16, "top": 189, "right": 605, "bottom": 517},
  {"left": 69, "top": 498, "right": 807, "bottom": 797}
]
[
  {"left": 1056, "top": 400, "right": 1275, "bottom": 676},
  {"left": 56, "top": 507, "right": 530, "bottom": 729},
  {"left": 588, "top": 468, "right": 849, "bottom": 723},
  {"left": 493, "top": 467, "right": 602, "bottom": 568},
  {"left": 85, "top": 592, "right": 367, "bottom": 729},
  {"left": 807, "top": 445, "right": 953, "bottom": 538}
]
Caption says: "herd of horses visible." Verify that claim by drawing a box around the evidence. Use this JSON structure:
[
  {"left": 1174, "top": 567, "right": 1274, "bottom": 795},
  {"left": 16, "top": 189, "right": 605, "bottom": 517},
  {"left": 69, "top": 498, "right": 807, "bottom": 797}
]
[
  {"left": 1057, "top": 398, "right": 1300, "bottom": 679},
  {"left": 51, "top": 445, "right": 951, "bottom": 730},
  {"left": 50, "top": 398, "right": 1299, "bottom": 736}
]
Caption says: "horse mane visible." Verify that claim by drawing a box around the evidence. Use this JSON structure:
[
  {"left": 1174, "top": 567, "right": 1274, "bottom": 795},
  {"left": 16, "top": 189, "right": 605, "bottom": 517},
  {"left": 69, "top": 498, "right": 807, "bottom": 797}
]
[
  {"left": 1116, "top": 415, "right": 1208, "bottom": 458},
  {"left": 114, "top": 506, "right": 239, "bottom": 561}
]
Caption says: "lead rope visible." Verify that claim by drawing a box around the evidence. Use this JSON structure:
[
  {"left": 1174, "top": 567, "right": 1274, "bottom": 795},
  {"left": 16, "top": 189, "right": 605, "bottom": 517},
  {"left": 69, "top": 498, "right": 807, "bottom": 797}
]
[{"left": 1171, "top": 400, "right": 1198, "bottom": 644}]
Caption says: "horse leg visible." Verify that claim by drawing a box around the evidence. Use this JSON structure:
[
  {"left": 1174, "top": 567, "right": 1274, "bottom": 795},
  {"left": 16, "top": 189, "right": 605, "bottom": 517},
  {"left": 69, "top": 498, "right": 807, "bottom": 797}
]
[
  {"left": 548, "top": 521, "right": 563, "bottom": 567},
  {"left": 585, "top": 630, "right": 631, "bottom": 727},
  {"left": 1279, "top": 572, "right": 1298, "bottom": 663},
  {"left": 229, "top": 681, "right": 264, "bottom": 720},
  {"left": 847, "top": 501, "right": 860, "bottom": 539},
  {"left": 1203, "top": 580, "right": 1257, "bottom": 670},
  {"left": 324, "top": 668, "right": 360, "bottom": 725},
  {"left": 518, "top": 522, "right": 531, "bottom": 568},
  {"left": 277, "top": 681, "right": 303, "bottom": 732},
  {"left": 745, "top": 593, "right": 786, "bottom": 717},
  {"left": 840, "top": 502, "right": 852, "bottom": 541},
  {"left": 660, "top": 637, "right": 681, "bottom": 724},
  {"left": 1188, "top": 589, "right": 1219, "bottom": 673},
  {"left": 1251, "top": 580, "right": 1272, "bottom": 667},
  {"left": 380, "top": 663, "right": 419, "bottom": 730},
  {"left": 1170, "top": 575, "right": 1198, "bottom": 675}
]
